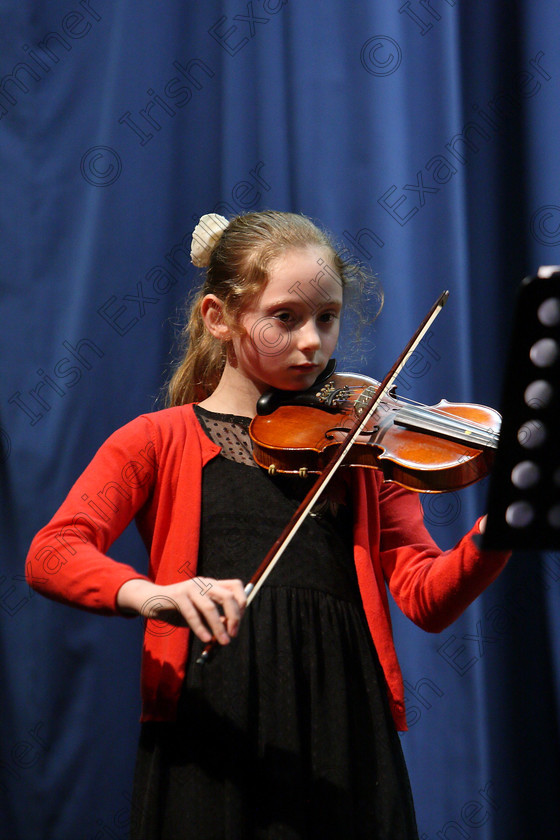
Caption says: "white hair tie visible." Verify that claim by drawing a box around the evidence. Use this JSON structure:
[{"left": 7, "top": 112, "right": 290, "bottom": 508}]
[{"left": 190, "top": 213, "right": 229, "bottom": 267}]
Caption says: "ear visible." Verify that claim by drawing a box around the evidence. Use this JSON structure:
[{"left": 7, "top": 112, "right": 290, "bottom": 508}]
[{"left": 200, "top": 294, "right": 232, "bottom": 341}]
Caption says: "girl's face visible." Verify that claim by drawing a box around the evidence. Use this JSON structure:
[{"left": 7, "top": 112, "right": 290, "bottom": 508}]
[{"left": 232, "top": 246, "right": 343, "bottom": 393}]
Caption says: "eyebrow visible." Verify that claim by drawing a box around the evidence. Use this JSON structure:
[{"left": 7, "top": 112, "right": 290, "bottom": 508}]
[{"left": 265, "top": 294, "right": 343, "bottom": 309}]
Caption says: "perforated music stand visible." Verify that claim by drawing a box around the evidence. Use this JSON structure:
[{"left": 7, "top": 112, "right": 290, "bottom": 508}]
[{"left": 482, "top": 267, "right": 560, "bottom": 550}]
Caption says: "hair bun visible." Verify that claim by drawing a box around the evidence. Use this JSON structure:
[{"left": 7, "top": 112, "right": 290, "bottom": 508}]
[{"left": 190, "top": 213, "right": 229, "bottom": 267}]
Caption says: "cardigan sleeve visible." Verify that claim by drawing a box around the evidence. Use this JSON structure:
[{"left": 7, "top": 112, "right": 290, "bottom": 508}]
[
  {"left": 377, "top": 480, "right": 510, "bottom": 633},
  {"left": 25, "top": 415, "right": 158, "bottom": 615}
]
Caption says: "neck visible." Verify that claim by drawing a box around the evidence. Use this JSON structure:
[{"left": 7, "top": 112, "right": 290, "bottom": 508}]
[{"left": 197, "top": 361, "right": 265, "bottom": 417}]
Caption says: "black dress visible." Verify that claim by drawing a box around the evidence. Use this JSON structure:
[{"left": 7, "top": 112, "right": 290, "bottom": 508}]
[{"left": 130, "top": 408, "right": 419, "bottom": 840}]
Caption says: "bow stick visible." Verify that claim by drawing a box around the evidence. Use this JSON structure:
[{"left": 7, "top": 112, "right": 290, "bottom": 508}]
[{"left": 196, "top": 289, "right": 449, "bottom": 665}]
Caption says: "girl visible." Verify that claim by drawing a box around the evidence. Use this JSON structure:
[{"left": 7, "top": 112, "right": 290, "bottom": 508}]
[{"left": 26, "top": 211, "right": 509, "bottom": 840}]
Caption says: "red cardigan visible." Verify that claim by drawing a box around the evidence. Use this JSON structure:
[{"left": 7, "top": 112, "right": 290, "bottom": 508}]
[{"left": 25, "top": 404, "right": 509, "bottom": 730}]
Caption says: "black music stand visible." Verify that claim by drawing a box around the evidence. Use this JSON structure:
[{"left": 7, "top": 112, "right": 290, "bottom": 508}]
[{"left": 482, "top": 267, "right": 560, "bottom": 550}]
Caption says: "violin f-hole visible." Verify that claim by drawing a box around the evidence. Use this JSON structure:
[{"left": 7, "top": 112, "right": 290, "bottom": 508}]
[{"left": 324, "top": 425, "right": 379, "bottom": 441}]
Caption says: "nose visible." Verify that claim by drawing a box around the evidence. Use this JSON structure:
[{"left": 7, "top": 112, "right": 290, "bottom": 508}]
[{"left": 297, "top": 318, "right": 321, "bottom": 353}]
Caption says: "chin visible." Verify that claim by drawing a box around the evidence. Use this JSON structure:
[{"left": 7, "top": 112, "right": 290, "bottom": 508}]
[
  {"left": 285, "top": 372, "right": 321, "bottom": 391},
  {"left": 257, "top": 364, "right": 326, "bottom": 393}
]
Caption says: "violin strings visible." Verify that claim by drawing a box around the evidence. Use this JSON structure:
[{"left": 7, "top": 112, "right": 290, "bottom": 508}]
[
  {"left": 340, "top": 385, "right": 498, "bottom": 448},
  {"left": 346, "top": 384, "right": 496, "bottom": 432},
  {"left": 395, "top": 406, "right": 498, "bottom": 448}
]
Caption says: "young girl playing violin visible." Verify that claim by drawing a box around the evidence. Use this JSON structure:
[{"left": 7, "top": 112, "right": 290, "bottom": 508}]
[{"left": 26, "top": 211, "right": 509, "bottom": 840}]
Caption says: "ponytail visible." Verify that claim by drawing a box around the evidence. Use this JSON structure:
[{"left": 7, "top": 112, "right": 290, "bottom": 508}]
[{"left": 166, "top": 291, "right": 225, "bottom": 405}]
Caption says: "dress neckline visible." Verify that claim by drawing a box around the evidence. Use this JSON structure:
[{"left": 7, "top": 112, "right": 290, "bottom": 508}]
[{"left": 194, "top": 404, "right": 252, "bottom": 427}]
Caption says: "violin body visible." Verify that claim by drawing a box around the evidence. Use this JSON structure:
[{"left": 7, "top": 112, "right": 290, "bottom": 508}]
[{"left": 250, "top": 372, "right": 501, "bottom": 493}]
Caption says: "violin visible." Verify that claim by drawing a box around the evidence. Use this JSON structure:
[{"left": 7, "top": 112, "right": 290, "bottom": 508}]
[{"left": 250, "top": 363, "right": 501, "bottom": 494}]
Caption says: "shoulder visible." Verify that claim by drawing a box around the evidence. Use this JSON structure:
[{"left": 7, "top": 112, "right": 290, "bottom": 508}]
[
  {"left": 108, "top": 403, "right": 198, "bottom": 440},
  {"left": 94, "top": 404, "right": 203, "bottom": 465}
]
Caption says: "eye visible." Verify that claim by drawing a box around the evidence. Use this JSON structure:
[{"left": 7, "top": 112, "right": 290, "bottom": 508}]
[
  {"left": 274, "top": 311, "right": 294, "bottom": 323},
  {"left": 318, "top": 311, "right": 339, "bottom": 323}
]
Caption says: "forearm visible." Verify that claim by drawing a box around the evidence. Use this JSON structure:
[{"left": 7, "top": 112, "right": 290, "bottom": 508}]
[
  {"left": 25, "top": 414, "right": 158, "bottom": 613},
  {"left": 387, "top": 519, "right": 509, "bottom": 632},
  {"left": 376, "top": 482, "right": 509, "bottom": 632},
  {"left": 26, "top": 531, "right": 151, "bottom": 614}
]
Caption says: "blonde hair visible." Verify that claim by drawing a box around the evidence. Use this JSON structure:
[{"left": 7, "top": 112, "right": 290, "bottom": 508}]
[{"left": 166, "top": 210, "right": 382, "bottom": 405}]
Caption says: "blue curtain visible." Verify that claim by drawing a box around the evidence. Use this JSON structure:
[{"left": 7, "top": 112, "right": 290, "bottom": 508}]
[{"left": 1, "top": 1, "right": 559, "bottom": 837}]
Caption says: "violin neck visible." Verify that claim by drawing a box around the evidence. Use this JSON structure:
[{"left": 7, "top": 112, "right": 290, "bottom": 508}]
[{"left": 394, "top": 405, "right": 499, "bottom": 450}]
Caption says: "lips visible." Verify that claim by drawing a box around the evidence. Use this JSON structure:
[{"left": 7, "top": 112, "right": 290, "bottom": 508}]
[{"left": 290, "top": 363, "right": 319, "bottom": 372}]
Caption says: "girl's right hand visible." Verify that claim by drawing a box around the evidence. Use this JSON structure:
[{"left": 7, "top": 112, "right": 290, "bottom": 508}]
[{"left": 116, "top": 577, "right": 247, "bottom": 644}]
